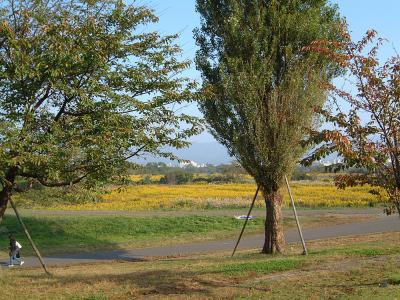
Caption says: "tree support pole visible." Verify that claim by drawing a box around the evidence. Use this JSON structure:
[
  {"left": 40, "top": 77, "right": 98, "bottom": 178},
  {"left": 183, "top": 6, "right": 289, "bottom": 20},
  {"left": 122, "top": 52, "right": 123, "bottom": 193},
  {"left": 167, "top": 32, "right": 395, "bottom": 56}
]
[
  {"left": 232, "top": 185, "right": 260, "bottom": 257},
  {"left": 285, "top": 176, "right": 307, "bottom": 255},
  {"left": 9, "top": 199, "right": 51, "bottom": 275}
]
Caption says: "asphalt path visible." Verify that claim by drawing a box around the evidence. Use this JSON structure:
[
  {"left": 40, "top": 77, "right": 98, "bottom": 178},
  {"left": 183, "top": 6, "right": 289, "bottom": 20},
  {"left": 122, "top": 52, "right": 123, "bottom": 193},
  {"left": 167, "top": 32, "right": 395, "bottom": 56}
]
[
  {"left": 6, "top": 208, "right": 384, "bottom": 218},
  {"left": 2, "top": 214, "right": 399, "bottom": 269}
]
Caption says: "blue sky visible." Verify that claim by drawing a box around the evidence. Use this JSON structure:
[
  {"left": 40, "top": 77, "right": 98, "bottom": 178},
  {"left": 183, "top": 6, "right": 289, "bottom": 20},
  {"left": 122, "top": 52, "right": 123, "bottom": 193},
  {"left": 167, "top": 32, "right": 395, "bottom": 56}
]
[
  {"left": 147, "top": 0, "right": 400, "bottom": 74},
  {"left": 133, "top": 1, "right": 400, "bottom": 163}
]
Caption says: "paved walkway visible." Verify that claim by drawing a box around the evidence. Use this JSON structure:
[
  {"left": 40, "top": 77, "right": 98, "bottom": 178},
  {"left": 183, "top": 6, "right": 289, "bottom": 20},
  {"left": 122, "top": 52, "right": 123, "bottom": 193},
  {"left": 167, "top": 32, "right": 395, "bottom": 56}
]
[
  {"left": 2, "top": 214, "right": 399, "bottom": 269},
  {"left": 6, "top": 208, "right": 384, "bottom": 218}
]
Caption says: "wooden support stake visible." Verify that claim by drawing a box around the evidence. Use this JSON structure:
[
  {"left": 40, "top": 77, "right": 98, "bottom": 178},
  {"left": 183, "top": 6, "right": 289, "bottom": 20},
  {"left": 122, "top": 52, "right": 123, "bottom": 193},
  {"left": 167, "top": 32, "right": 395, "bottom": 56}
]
[
  {"left": 285, "top": 176, "right": 307, "bottom": 255},
  {"left": 232, "top": 185, "right": 260, "bottom": 257},
  {"left": 9, "top": 199, "right": 51, "bottom": 275}
]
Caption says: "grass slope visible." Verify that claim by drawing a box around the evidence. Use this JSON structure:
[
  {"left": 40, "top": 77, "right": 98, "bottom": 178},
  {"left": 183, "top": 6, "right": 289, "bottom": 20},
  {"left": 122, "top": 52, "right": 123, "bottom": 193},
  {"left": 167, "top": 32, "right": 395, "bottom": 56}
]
[
  {"left": 0, "top": 212, "right": 375, "bottom": 257},
  {"left": 0, "top": 215, "right": 267, "bottom": 256}
]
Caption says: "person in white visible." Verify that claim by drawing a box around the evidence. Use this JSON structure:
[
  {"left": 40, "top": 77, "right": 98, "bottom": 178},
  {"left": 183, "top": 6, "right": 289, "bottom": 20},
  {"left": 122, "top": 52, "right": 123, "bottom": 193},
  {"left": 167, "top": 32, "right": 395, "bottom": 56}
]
[{"left": 8, "top": 235, "right": 24, "bottom": 266}]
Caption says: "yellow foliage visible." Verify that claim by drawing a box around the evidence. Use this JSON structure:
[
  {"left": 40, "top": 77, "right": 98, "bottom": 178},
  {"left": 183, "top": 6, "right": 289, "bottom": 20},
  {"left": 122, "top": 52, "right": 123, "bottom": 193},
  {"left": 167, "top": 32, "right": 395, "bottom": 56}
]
[{"left": 53, "top": 182, "right": 386, "bottom": 211}]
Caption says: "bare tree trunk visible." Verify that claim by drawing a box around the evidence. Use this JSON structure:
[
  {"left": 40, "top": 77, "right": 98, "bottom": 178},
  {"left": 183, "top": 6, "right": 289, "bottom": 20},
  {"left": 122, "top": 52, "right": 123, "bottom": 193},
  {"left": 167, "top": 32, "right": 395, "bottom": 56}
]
[
  {"left": 395, "top": 201, "right": 400, "bottom": 217},
  {"left": 394, "top": 187, "right": 400, "bottom": 218},
  {"left": 262, "top": 191, "right": 285, "bottom": 254},
  {"left": 0, "top": 169, "right": 17, "bottom": 224},
  {"left": 0, "top": 187, "right": 11, "bottom": 224}
]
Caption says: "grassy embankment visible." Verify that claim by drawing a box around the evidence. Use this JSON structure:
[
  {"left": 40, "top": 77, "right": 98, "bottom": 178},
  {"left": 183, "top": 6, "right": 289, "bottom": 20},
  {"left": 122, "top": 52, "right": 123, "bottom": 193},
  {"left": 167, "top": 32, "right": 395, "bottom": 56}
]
[
  {"left": 0, "top": 232, "right": 399, "bottom": 299},
  {"left": 0, "top": 213, "right": 360, "bottom": 257},
  {"left": 0, "top": 215, "right": 265, "bottom": 257}
]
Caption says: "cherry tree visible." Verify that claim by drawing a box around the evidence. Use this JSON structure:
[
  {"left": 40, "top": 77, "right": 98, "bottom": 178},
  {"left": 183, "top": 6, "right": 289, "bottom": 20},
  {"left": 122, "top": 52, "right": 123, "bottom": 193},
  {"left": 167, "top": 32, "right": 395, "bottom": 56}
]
[{"left": 304, "top": 29, "right": 400, "bottom": 215}]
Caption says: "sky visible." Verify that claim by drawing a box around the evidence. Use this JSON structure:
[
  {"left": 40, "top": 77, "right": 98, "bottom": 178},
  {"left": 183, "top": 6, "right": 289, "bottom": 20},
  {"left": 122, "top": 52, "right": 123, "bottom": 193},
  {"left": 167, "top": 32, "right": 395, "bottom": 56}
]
[{"left": 133, "top": 0, "right": 400, "bottom": 163}]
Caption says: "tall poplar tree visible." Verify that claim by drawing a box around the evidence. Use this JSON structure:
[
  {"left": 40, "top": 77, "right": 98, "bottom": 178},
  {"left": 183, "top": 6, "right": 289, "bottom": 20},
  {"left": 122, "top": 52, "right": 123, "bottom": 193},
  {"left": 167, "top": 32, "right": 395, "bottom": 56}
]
[
  {"left": 195, "top": 0, "right": 341, "bottom": 253},
  {"left": 0, "top": 0, "right": 201, "bottom": 222}
]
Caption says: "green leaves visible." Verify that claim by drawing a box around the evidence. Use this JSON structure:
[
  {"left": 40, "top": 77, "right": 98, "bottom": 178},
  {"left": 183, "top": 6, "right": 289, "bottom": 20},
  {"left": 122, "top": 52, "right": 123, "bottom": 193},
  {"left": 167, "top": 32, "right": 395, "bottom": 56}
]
[
  {"left": 0, "top": 0, "right": 201, "bottom": 190},
  {"left": 195, "top": 0, "right": 341, "bottom": 192}
]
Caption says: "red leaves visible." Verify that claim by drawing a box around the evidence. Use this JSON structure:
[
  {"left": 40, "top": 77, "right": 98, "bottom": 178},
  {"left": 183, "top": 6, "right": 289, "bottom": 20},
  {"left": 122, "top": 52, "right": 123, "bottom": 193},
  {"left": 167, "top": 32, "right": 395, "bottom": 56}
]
[
  {"left": 303, "top": 29, "right": 400, "bottom": 214},
  {"left": 334, "top": 174, "right": 370, "bottom": 189}
]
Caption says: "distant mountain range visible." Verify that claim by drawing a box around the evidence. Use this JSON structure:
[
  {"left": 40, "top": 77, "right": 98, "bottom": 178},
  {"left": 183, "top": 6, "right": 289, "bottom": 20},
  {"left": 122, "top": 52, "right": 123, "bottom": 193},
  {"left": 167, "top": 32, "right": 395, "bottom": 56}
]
[
  {"left": 135, "top": 142, "right": 232, "bottom": 165},
  {"left": 134, "top": 141, "right": 341, "bottom": 166}
]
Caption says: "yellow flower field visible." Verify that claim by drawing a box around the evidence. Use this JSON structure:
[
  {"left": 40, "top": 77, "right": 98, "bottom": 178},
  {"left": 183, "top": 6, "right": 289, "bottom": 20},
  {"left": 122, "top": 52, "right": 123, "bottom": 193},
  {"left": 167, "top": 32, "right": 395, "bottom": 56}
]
[
  {"left": 129, "top": 174, "right": 164, "bottom": 182},
  {"left": 53, "top": 182, "right": 386, "bottom": 210}
]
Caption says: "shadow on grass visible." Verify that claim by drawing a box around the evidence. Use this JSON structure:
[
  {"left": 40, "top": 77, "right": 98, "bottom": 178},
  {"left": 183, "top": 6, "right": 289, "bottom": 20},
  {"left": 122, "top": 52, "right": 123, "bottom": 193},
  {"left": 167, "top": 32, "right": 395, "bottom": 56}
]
[
  {"left": 46, "top": 268, "right": 272, "bottom": 297},
  {"left": 0, "top": 213, "right": 266, "bottom": 263},
  {"left": 0, "top": 214, "right": 122, "bottom": 258},
  {"left": 62, "top": 269, "right": 212, "bottom": 296}
]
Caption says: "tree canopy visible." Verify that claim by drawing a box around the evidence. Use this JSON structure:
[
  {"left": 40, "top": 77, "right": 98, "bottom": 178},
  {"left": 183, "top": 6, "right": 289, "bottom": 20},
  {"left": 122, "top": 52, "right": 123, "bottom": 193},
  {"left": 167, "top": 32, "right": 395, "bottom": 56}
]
[
  {"left": 0, "top": 0, "right": 201, "bottom": 220},
  {"left": 195, "top": 0, "right": 342, "bottom": 253},
  {"left": 304, "top": 29, "right": 400, "bottom": 215}
]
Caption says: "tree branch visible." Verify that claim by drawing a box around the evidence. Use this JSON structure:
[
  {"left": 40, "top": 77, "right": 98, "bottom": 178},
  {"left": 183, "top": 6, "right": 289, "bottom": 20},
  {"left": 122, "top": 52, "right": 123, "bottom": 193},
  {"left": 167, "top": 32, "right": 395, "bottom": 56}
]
[{"left": 19, "top": 171, "right": 89, "bottom": 188}]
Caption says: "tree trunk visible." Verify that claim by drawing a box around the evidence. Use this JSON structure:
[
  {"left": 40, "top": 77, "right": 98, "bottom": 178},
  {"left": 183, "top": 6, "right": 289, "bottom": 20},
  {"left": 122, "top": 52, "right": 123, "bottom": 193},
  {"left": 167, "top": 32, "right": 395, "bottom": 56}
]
[
  {"left": 262, "top": 191, "right": 285, "bottom": 254},
  {"left": 0, "top": 187, "right": 11, "bottom": 224},
  {"left": 394, "top": 193, "right": 400, "bottom": 217},
  {"left": 0, "top": 169, "right": 17, "bottom": 224},
  {"left": 394, "top": 187, "right": 400, "bottom": 218}
]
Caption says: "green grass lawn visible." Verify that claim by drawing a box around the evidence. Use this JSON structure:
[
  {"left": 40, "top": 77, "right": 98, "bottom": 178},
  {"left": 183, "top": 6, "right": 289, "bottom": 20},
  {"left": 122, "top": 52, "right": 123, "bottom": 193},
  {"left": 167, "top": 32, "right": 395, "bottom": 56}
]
[
  {"left": 0, "top": 212, "right": 375, "bottom": 257},
  {"left": 0, "top": 214, "right": 269, "bottom": 256},
  {"left": 212, "top": 257, "right": 304, "bottom": 275},
  {"left": 0, "top": 232, "right": 399, "bottom": 299}
]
